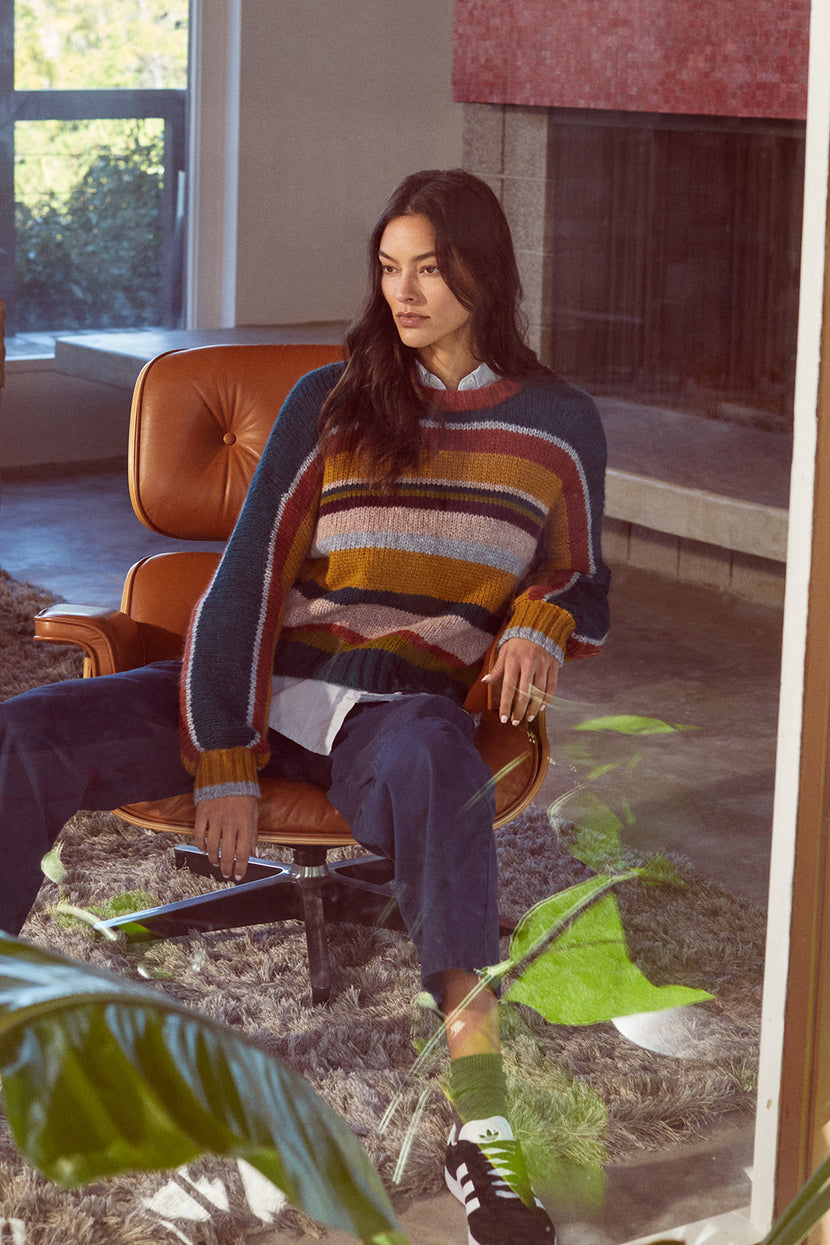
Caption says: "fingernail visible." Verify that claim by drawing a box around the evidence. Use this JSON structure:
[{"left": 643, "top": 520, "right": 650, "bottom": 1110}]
[
  {"left": 528, "top": 713, "right": 536, "bottom": 722},
  {"left": 511, "top": 718, "right": 520, "bottom": 726},
  {"left": 500, "top": 714, "right": 509, "bottom": 724}
]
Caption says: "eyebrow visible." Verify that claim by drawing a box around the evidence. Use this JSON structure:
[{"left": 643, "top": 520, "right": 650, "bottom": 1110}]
[{"left": 378, "top": 249, "right": 438, "bottom": 263}]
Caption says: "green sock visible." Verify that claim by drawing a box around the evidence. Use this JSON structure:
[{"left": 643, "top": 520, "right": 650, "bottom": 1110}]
[{"left": 447, "top": 1052, "right": 509, "bottom": 1124}]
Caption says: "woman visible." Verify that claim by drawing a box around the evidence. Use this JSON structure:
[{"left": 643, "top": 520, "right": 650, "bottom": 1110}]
[{"left": 0, "top": 169, "right": 609, "bottom": 1244}]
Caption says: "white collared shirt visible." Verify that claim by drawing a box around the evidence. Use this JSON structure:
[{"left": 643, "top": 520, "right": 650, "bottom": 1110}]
[{"left": 416, "top": 360, "right": 501, "bottom": 391}]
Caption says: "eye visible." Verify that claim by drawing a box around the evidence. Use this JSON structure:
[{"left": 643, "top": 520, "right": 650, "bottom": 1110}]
[
  {"left": 379, "top": 262, "right": 398, "bottom": 276},
  {"left": 421, "top": 265, "right": 440, "bottom": 276}
]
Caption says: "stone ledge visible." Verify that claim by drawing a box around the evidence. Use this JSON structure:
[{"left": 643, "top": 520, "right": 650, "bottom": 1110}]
[
  {"left": 604, "top": 517, "right": 786, "bottom": 605},
  {"left": 606, "top": 468, "right": 788, "bottom": 563}
]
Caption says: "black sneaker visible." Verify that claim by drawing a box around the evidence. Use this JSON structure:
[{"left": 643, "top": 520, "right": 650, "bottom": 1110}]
[{"left": 444, "top": 1115, "right": 558, "bottom": 1244}]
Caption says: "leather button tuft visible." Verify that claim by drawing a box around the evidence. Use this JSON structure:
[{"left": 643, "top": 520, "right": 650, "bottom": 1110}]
[{"left": 222, "top": 431, "right": 237, "bottom": 446}]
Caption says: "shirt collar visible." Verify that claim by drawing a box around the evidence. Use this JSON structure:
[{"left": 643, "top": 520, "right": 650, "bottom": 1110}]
[{"left": 416, "top": 360, "right": 501, "bottom": 391}]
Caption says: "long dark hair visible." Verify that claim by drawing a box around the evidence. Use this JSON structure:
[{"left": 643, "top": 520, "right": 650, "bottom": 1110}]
[{"left": 318, "top": 168, "right": 550, "bottom": 482}]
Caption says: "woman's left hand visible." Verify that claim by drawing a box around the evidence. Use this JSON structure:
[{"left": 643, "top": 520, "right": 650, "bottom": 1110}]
[{"left": 481, "top": 636, "right": 559, "bottom": 726}]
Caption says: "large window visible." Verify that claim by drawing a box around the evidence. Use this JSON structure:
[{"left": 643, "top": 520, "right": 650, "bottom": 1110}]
[{"left": 0, "top": 0, "right": 188, "bottom": 335}]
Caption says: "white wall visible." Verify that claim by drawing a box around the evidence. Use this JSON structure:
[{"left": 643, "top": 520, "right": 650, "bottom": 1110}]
[
  {"left": 1, "top": 360, "right": 131, "bottom": 470},
  {"left": 190, "top": 0, "right": 464, "bottom": 328}
]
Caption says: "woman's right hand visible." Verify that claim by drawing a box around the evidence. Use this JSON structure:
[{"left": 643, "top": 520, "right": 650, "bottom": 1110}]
[
  {"left": 193, "top": 793, "right": 259, "bottom": 882},
  {"left": 481, "top": 636, "right": 559, "bottom": 726}
]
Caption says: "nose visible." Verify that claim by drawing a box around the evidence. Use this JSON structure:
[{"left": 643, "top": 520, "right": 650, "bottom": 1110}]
[{"left": 396, "top": 269, "right": 419, "bottom": 303}]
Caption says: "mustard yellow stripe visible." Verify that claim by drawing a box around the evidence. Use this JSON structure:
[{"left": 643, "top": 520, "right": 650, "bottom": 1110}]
[
  {"left": 321, "top": 548, "right": 518, "bottom": 602},
  {"left": 424, "top": 450, "right": 564, "bottom": 500},
  {"left": 324, "top": 449, "right": 565, "bottom": 503},
  {"left": 276, "top": 510, "right": 319, "bottom": 596}
]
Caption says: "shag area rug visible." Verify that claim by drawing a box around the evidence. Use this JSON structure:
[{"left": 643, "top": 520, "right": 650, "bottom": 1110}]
[{"left": 0, "top": 570, "right": 765, "bottom": 1243}]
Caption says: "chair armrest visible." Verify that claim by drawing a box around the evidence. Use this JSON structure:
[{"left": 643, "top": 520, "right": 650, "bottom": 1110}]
[
  {"left": 476, "top": 710, "right": 549, "bottom": 828},
  {"left": 464, "top": 639, "right": 550, "bottom": 827},
  {"left": 34, "top": 605, "right": 144, "bottom": 677}
]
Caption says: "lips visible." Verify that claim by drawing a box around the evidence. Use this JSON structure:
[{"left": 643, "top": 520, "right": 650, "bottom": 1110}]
[{"left": 397, "top": 313, "right": 428, "bottom": 328}]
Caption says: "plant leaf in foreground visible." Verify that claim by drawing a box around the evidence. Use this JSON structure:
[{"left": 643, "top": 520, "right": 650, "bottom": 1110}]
[
  {"left": 492, "top": 877, "right": 712, "bottom": 1025},
  {"left": 0, "top": 935, "right": 408, "bottom": 1245}
]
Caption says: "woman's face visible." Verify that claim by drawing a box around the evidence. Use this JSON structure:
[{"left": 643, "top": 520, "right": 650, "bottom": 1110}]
[{"left": 378, "top": 214, "right": 476, "bottom": 379}]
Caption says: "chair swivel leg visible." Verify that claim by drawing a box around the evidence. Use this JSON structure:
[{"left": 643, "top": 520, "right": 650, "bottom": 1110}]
[{"left": 287, "top": 847, "right": 333, "bottom": 1004}]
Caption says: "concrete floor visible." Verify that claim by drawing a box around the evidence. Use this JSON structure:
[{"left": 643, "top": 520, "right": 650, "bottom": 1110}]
[{"left": 0, "top": 465, "right": 783, "bottom": 1244}]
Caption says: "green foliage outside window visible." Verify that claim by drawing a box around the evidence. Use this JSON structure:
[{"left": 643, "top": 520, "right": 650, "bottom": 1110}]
[
  {"left": 14, "top": 0, "right": 188, "bottom": 91},
  {"left": 14, "top": 124, "right": 165, "bottom": 331},
  {"left": 11, "top": 0, "right": 188, "bottom": 332}
]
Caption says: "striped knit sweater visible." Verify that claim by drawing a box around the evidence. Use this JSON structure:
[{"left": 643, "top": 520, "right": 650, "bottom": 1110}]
[{"left": 180, "top": 363, "right": 610, "bottom": 800}]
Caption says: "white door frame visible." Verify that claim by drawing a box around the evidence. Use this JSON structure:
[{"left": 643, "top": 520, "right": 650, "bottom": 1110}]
[{"left": 183, "top": 0, "right": 241, "bottom": 330}]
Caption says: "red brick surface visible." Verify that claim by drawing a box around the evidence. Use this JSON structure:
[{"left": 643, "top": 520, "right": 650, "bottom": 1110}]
[{"left": 452, "top": 0, "right": 809, "bottom": 119}]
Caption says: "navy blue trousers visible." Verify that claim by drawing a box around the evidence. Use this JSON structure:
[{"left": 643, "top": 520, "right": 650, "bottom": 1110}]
[{"left": 0, "top": 662, "right": 499, "bottom": 991}]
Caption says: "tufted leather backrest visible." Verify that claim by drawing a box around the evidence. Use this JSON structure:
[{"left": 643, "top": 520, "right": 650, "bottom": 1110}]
[{"left": 129, "top": 343, "right": 343, "bottom": 540}]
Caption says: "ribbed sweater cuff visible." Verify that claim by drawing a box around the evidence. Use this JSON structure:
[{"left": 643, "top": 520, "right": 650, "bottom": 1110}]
[
  {"left": 193, "top": 748, "right": 261, "bottom": 803},
  {"left": 500, "top": 601, "right": 575, "bottom": 666}
]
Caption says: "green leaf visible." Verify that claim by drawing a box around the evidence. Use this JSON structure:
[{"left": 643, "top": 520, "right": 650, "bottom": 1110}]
[
  {"left": 635, "top": 854, "right": 686, "bottom": 887},
  {"left": 40, "top": 844, "right": 67, "bottom": 885},
  {"left": 90, "top": 890, "right": 163, "bottom": 920},
  {"left": 558, "top": 793, "right": 625, "bottom": 868},
  {"left": 534, "top": 1153, "right": 607, "bottom": 1215},
  {"left": 573, "top": 714, "right": 694, "bottom": 735},
  {"left": 0, "top": 935, "right": 407, "bottom": 1245},
  {"left": 498, "top": 880, "right": 712, "bottom": 1025},
  {"left": 584, "top": 761, "right": 624, "bottom": 781}
]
